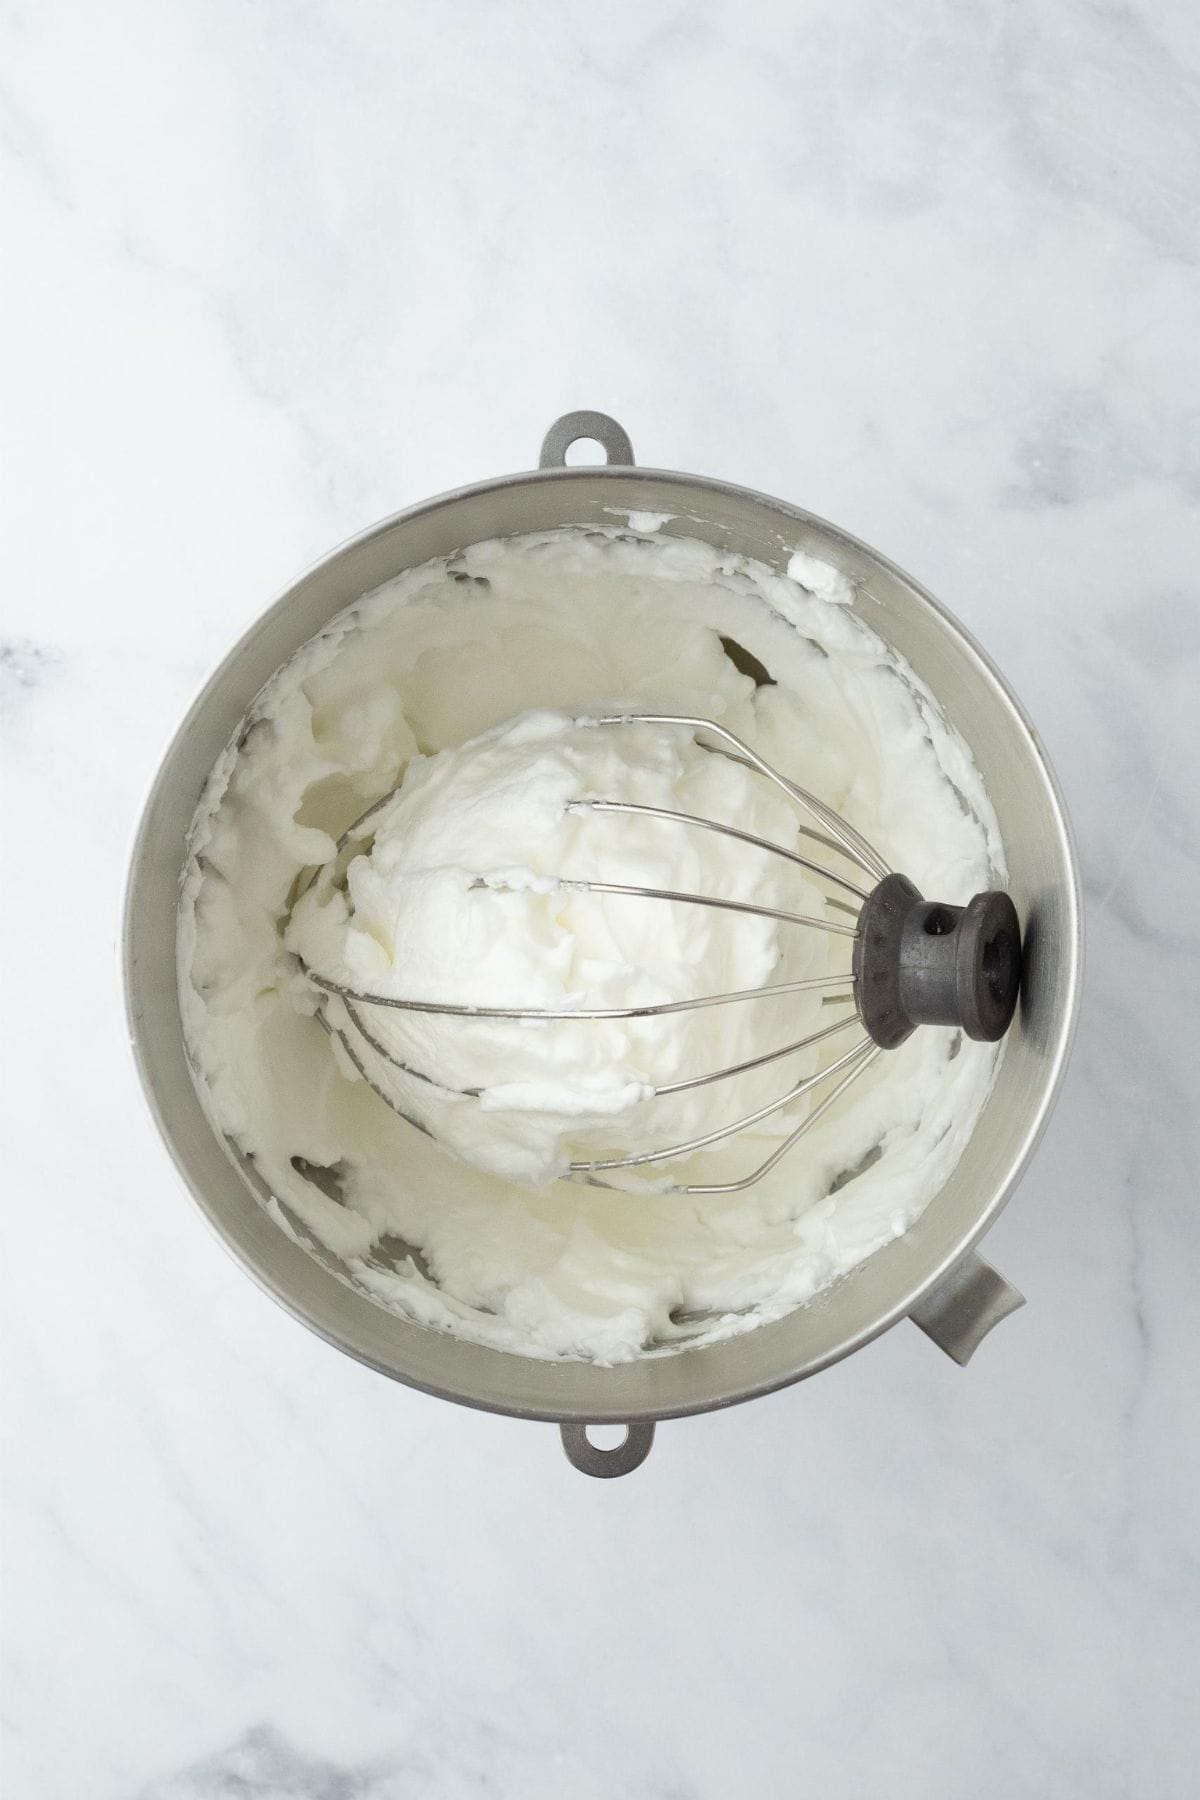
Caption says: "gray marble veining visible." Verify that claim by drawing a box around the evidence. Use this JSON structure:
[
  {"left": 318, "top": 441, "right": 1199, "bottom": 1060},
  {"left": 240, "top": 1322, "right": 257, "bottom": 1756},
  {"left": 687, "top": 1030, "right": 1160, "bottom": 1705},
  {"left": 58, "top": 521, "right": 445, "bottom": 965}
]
[{"left": 2, "top": 2, "right": 1198, "bottom": 1796}]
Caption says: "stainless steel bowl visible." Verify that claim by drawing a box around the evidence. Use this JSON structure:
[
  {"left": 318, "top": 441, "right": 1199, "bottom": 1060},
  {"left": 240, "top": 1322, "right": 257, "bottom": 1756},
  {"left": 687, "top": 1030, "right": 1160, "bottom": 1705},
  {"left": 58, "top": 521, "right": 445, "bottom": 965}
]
[{"left": 124, "top": 411, "right": 1083, "bottom": 1478}]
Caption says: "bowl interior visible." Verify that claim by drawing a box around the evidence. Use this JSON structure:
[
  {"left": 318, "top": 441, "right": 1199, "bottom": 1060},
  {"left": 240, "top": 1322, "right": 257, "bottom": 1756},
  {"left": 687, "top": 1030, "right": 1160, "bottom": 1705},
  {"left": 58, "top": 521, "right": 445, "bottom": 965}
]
[{"left": 125, "top": 467, "right": 1081, "bottom": 1422}]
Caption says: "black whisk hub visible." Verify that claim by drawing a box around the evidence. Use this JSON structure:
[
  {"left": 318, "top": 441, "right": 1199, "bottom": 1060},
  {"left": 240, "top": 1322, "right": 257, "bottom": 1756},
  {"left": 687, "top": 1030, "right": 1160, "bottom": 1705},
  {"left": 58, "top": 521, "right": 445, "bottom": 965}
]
[{"left": 853, "top": 873, "right": 1022, "bottom": 1050}]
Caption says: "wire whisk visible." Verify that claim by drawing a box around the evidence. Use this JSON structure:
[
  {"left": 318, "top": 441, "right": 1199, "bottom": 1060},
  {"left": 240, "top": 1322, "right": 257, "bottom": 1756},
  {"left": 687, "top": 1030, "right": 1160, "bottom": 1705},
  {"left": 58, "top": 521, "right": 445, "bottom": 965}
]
[{"left": 289, "top": 717, "right": 1021, "bottom": 1194}]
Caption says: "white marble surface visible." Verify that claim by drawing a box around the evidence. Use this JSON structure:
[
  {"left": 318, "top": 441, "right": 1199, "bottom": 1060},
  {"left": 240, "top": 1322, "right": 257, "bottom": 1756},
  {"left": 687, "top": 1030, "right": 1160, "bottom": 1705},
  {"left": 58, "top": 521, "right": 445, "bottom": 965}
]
[{"left": 3, "top": 1, "right": 1199, "bottom": 1794}]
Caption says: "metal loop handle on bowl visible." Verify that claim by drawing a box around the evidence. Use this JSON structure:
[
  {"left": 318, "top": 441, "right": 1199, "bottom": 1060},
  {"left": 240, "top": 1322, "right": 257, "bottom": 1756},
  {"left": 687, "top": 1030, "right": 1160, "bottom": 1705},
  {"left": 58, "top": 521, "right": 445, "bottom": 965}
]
[
  {"left": 907, "top": 1250, "right": 1025, "bottom": 1364},
  {"left": 539, "top": 410, "right": 635, "bottom": 469},
  {"left": 559, "top": 1421, "right": 655, "bottom": 1478}
]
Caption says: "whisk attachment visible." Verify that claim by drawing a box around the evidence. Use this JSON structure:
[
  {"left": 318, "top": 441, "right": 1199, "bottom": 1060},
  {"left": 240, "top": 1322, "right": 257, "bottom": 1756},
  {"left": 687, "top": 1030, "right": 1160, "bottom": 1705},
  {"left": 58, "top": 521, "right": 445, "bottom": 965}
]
[
  {"left": 853, "top": 874, "right": 1022, "bottom": 1051},
  {"left": 288, "top": 715, "right": 1022, "bottom": 1194}
]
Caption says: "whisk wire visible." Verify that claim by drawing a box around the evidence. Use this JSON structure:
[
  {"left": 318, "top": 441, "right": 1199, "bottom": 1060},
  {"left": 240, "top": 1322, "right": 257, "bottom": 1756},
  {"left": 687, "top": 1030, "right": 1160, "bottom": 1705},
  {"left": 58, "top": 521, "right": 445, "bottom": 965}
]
[
  {"left": 549, "top": 878, "right": 860, "bottom": 937},
  {"left": 590, "top": 714, "right": 892, "bottom": 882},
  {"left": 306, "top": 967, "right": 852, "bottom": 1021},
  {"left": 651, "top": 1007, "right": 857, "bottom": 1097},
  {"left": 570, "top": 1035, "right": 876, "bottom": 1180},
  {"left": 570, "top": 798, "right": 870, "bottom": 903},
  {"left": 674, "top": 1042, "right": 884, "bottom": 1196}
]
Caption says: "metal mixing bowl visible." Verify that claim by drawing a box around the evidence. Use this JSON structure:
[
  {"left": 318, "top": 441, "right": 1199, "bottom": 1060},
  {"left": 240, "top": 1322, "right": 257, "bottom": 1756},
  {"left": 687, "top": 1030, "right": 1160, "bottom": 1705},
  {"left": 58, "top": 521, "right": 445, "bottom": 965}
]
[{"left": 124, "top": 411, "right": 1083, "bottom": 1477}]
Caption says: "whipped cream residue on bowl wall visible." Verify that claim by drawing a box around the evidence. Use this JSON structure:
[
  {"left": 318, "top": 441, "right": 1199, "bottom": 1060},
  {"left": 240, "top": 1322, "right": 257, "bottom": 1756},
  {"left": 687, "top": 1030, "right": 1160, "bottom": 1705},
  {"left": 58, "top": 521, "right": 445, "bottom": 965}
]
[{"left": 179, "top": 528, "right": 1005, "bottom": 1365}]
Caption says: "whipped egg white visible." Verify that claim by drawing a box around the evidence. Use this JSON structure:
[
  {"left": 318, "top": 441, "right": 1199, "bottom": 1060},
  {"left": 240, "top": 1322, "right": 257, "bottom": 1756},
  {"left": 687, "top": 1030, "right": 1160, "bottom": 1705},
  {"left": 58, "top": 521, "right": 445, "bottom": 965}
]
[{"left": 179, "top": 526, "right": 1003, "bottom": 1364}]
